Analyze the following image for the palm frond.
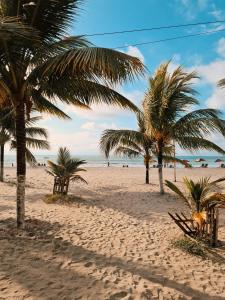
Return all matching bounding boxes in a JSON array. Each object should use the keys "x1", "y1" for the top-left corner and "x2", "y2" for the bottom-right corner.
[
  {"x1": 100, "y1": 129, "x2": 148, "y2": 157},
  {"x1": 165, "y1": 180, "x2": 191, "y2": 208},
  {"x1": 174, "y1": 109, "x2": 225, "y2": 138},
  {"x1": 25, "y1": 127, "x2": 48, "y2": 139},
  {"x1": 162, "y1": 155, "x2": 192, "y2": 167},
  {"x1": 25, "y1": 148, "x2": 37, "y2": 166},
  {"x1": 210, "y1": 177, "x2": 225, "y2": 186},
  {"x1": 38, "y1": 79, "x2": 139, "y2": 112},
  {"x1": 70, "y1": 175, "x2": 88, "y2": 184},
  {"x1": 57, "y1": 147, "x2": 71, "y2": 165},
  {"x1": 0, "y1": 17, "x2": 39, "y2": 41},
  {"x1": 114, "y1": 146, "x2": 142, "y2": 158},
  {"x1": 25, "y1": 137, "x2": 50, "y2": 150},
  {"x1": 176, "y1": 136, "x2": 225, "y2": 154},
  {"x1": 28, "y1": 47, "x2": 145, "y2": 85},
  {"x1": 31, "y1": 89, "x2": 71, "y2": 119}
]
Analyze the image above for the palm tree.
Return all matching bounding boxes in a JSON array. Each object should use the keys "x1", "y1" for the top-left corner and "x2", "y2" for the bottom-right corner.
[
  {"x1": 143, "y1": 62, "x2": 225, "y2": 194},
  {"x1": 165, "y1": 177, "x2": 225, "y2": 233},
  {"x1": 100, "y1": 112, "x2": 188, "y2": 184},
  {"x1": 0, "y1": 107, "x2": 49, "y2": 181},
  {"x1": 0, "y1": 2, "x2": 144, "y2": 228},
  {"x1": 100, "y1": 112, "x2": 154, "y2": 184},
  {"x1": 46, "y1": 147, "x2": 87, "y2": 195}
]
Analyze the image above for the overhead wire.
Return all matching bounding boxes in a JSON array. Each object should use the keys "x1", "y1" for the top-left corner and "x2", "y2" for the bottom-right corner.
[
  {"x1": 84, "y1": 20, "x2": 225, "y2": 37},
  {"x1": 113, "y1": 27, "x2": 225, "y2": 49}
]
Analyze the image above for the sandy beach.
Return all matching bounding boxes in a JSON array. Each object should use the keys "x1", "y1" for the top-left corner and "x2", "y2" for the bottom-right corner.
[{"x1": 0, "y1": 166, "x2": 225, "y2": 300}]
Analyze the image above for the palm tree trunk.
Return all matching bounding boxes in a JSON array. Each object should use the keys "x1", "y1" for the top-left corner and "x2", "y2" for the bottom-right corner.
[
  {"x1": 0, "y1": 144, "x2": 4, "y2": 182},
  {"x1": 173, "y1": 141, "x2": 177, "y2": 182},
  {"x1": 15, "y1": 102, "x2": 26, "y2": 229},
  {"x1": 158, "y1": 146, "x2": 164, "y2": 194},
  {"x1": 145, "y1": 158, "x2": 149, "y2": 184}
]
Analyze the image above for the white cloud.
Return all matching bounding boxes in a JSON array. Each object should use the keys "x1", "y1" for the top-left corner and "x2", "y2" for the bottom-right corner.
[
  {"x1": 209, "y1": 3, "x2": 224, "y2": 20},
  {"x1": 81, "y1": 121, "x2": 117, "y2": 131},
  {"x1": 176, "y1": 0, "x2": 209, "y2": 19},
  {"x1": 187, "y1": 58, "x2": 225, "y2": 109},
  {"x1": 46, "y1": 130, "x2": 99, "y2": 154},
  {"x1": 125, "y1": 46, "x2": 145, "y2": 63},
  {"x1": 44, "y1": 120, "x2": 119, "y2": 154},
  {"x1": 81, "y1": 121, "x2": 95, "y2": 130},
  {"x1": 210, "y1": 9, "x2": 223, "y2": 20},
  {"x1": 217, "y1": 38, "x2": 225, "y2": 58},
  {"x1": 206, "y1": 88, "x2": 225, "y2": 109},
  {"x1": 189, "y1": 59, "x2": 225, "y2": 85}
]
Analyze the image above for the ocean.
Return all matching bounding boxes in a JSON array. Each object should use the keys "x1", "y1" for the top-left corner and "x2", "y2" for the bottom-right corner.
[{"x1": 4, "y1": 154, "x2": 225, "y2": 168}]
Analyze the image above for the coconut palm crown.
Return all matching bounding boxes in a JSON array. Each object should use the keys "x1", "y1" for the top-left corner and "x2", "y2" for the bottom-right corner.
[
  {"x1": 0, "y1": 1, "x2": 144, "y2": 228},
  {"x1": 100, "y1": 112, "x2": 154, "y2": 184},
  {"x1": 143, "y1": 62, "x2": 225, "y2": 194}
]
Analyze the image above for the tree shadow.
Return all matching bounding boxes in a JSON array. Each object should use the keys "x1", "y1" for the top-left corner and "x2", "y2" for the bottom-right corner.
[
  {"x1": 0, "y1": 218, "x2": 225, "y2": 300},
  {"x1": 68, "y1": 187, "x2": 186, "y2": 222},
  {"x1": 0, "y1": 204, "x2": 14, "y2": 212}
]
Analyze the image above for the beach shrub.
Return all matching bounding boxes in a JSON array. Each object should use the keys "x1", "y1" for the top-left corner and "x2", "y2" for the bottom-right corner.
[
  {"x1": 171, "y1": 238, "x2": 207, "y2": 258},
  {"x1": 43, "y1": 194, "x2": 83, "y2": 204}
]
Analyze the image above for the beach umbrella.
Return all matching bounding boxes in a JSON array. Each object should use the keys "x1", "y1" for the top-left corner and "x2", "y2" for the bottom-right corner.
[
  {"x1": 215, "y1": 158, "x2": 223, "y2": 163},
  {"x1": 182, "y1": 159, "x2": 190, "y2": 163},
  {"x1": 195, "y1": 158, "x2": 206, "y2": 162}
]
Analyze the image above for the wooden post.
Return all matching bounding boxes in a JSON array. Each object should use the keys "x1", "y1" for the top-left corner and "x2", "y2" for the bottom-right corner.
[
  {"x1": 213, "y1": 208, "x2": 219, "y2": 247},
  {"x1": 209, "y1": 207, "x2": 219, "y2": 247}
]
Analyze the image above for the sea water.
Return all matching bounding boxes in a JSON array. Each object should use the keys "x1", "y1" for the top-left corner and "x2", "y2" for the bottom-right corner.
[{"x1": 4, "y1": 154, "x2": 225, "y2": 168}]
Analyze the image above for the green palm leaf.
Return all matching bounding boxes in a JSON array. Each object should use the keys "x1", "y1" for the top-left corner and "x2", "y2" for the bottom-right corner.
[
  {"x1": 114, "y1": 146, "x2": 142, "y2": 158},
  {"x1": 165, "y1": 180, "x2": 192, "y2": 208},
  {"x1": 176, "y1": 136, "x2": 225, "y2": 154}
]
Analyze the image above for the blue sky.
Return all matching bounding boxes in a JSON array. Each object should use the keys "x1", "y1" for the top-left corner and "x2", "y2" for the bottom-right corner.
[{"x1": 21, "y1": 0, "x2": 225, "y2": 155}]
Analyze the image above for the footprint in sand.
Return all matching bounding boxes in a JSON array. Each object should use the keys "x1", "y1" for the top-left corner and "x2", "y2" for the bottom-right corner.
[
  {"x1": 108, "y1": 291, "x2": 128, "y2": 300},
  {"x1": 84, "y1": 262, "x2": 93, "y2": 268}
]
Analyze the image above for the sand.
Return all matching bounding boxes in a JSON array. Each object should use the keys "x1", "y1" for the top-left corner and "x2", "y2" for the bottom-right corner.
[{"x1": 0, "y1": 166, "x2": 225, "y2": 300}]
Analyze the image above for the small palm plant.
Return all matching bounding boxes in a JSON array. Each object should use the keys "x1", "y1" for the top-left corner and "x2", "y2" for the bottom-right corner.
[
  {"x1": 165, "y1": 177, "x2": 225, "y2": 233},
  {"x1": 46, "y1": 147, "x2": 87, "y2": 195}
]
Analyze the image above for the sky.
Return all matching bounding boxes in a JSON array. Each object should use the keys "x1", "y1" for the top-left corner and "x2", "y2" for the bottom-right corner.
[{"x1": 15, "y1": 0, "x2": 225, "y2": 156}]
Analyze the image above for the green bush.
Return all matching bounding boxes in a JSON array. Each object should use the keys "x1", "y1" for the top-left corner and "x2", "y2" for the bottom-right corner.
[
  {"x1": 171, "y1": 237, "x2": 207, "y2": 258},
  {"x1": 43, "y1": 194, "x2": 83, "y2": 204}
]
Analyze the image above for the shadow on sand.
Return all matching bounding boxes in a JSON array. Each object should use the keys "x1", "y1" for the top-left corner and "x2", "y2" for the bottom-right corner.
[{"x1": 0, "y1": 218, "x2": 224, "y2": 299}]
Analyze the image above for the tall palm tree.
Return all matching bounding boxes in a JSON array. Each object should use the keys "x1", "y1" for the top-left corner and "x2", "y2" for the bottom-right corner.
[
  {"x1": 100, "y1": 112, "x2": 187, "y2": 184},
  {"x1": 0, "y1": 2, "x2": 144, "y2": 228},
  {"x1": 0, "y1": 107, "x2": 49, "y2": 181},
  {"x1": 46, "y1": 147, "x2": 87, "y2": 195},
  {"x1": 143, "y1": 62, "x2": 225, "y2": 194}
]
